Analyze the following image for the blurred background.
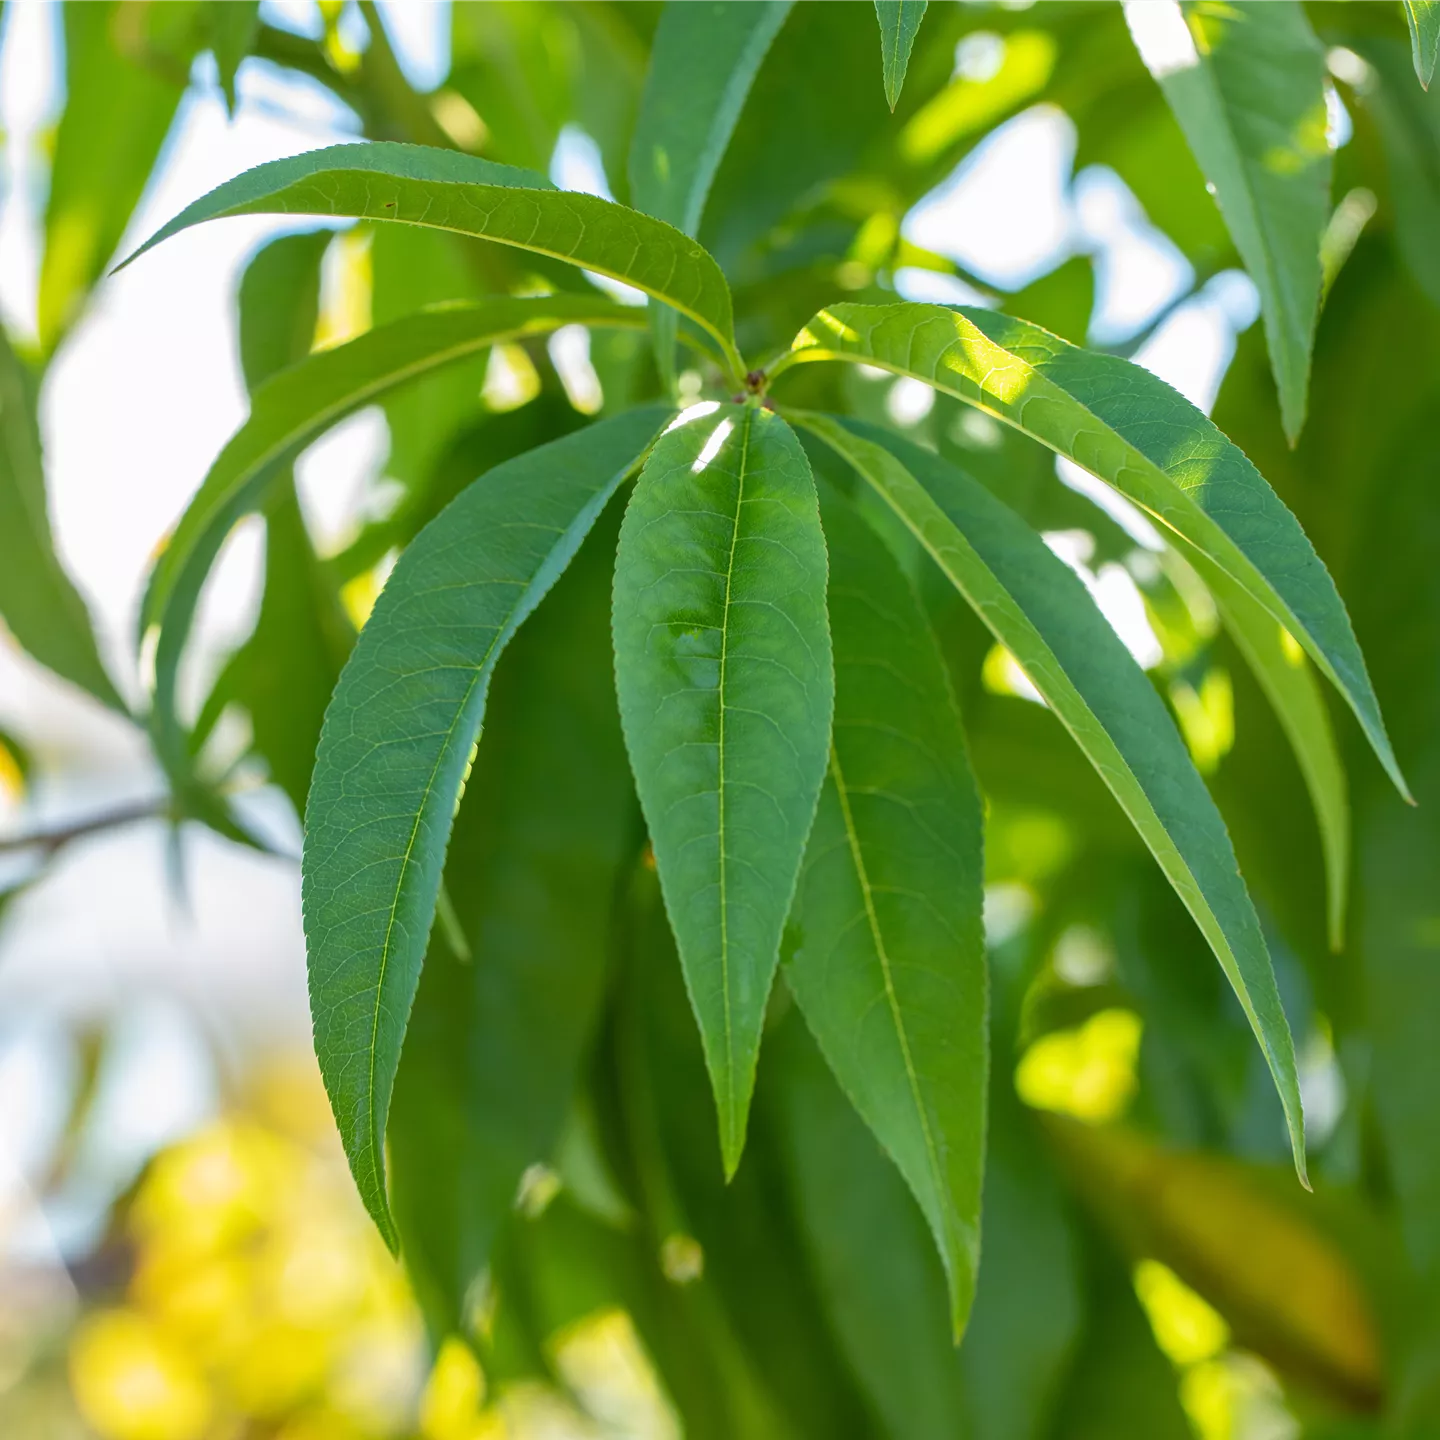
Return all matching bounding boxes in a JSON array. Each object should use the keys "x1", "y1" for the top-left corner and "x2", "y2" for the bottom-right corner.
[{"x1": 1, "y1": 1, "x2": 1433, "y2": 1437}]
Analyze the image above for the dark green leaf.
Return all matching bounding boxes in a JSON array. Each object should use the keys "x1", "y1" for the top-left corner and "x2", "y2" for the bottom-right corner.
[
  {"x1": 874, "y1": 0, "x2": 928, "y2": 110},
  {"x1": 0, "y1": 324, "x2": 123, "y2": 710},
  {"x1": 41, "y1": 1, "x2": 193, "y2": 353},
  {"x1": 302, "y1": 406, "x2": 667, "y2": 1246},
  {"x1": 785, "y1": 489, "x2": 985, "y2": 1337},
  {"x1": 776, "y1": 302, "x2": 1407, "y2": 803},
  {"x1": 118, "y1": 142, "x2": 743, "y2": 378},
  {"x1": 613, "y1": 403, "x2": 833, "y2": 1174},
  {"x1": 389, "y1": 513, "x2": 634, "y2": 1337},
  {"x1": 795, "y1": 413, "x2": 1307, "y2": 1181},
  {"x1": 1124, "y1": 0, "x2": 1330, "y2": 442},
  {"x1": 209, "y1": 0, "x2": 260, "y2": 115},
  {"x1": 1405, "y1": 0, "x2": 1440, "y2": 88}
]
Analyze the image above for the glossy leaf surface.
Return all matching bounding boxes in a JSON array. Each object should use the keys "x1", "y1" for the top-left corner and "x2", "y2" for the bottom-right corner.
[
  {"x1": 613, "y1": 403, "x2": 833, "y2": 1174},
  {"x1": 785, "y1": 489, "x2": 985, "y2": 1336},
  {"x1": 120, "y1": 142, "x2": 743, "y2": 377},
  {"x1": 0, "y1": 324, "x2": 122, "y2": 710},
  {"x1": 797, "y1": 413, "x2": 1306, "y2": 1178},
  {"x1": 1405, "y1": 0, "x2": 1440, "y2": 87},
  {"x1": 1123, "y1": 0, "x2": 1331, "y2": 441},
  {"x1": 779, "y1": 302, "x2": 1405, "y2": 802},
  {"x1": 303, "y1": 407, "x2": 666, "y2": 1245},
  {"x1": 874, "y1": 0, "x2": 928, "y2": 109}
]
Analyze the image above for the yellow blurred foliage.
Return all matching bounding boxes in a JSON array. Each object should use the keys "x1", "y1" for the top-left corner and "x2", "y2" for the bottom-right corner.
[
  {"x1": 1015, "y1": 1008, "x2": 1142, "y2": 1123},
  {"x1": 70, "y1": 1310, "x2": 213, "y2": 1440},
  {"x1": 1134, "y1": 1259, "x2": 1230, "y2": 1367}
]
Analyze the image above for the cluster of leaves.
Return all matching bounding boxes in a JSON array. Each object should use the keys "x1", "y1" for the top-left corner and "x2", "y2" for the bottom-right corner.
[{"x1": 6, "y1": 2, "x2": 1440, "y2": 1436}]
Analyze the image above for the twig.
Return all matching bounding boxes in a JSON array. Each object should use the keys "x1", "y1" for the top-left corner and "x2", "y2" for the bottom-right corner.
[{"x1": 0, "y1": 799, "x2": 168, "y2": 858}]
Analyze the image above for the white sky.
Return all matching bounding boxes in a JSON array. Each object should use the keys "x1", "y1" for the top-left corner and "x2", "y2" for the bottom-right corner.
[{"x1": 0, "y1": 2, "x2": 1264, "y2": 1254}]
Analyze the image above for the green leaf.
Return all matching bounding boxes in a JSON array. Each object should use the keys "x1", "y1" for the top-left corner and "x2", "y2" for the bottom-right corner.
[
  {"x1": 118, "y1": 141, "x2": 744, "y2": 380},
  {"x1": 302, "y1": 406, "x2": 667, "y2": 1247},
  {"x1": 41, "y1": 1, "x2": 193, "y2": 353},
  {"x1": 1192, "y1": 551, "x2": 1349, "y2": 951},
  {"x1": 142, "y1": 295, "x2": 648, "y2": 755},
  {"x1": 771, "y1": 1020, "x2": 969, "y2": 1440},
  {"x1": 389, "y1": 513, "x2": 634, "y2": 1337},
  {"x1": 784, "y1": 488, "x2": 985, "y2": 1338},
  {"x1": 1123, "y1": 0, "x2": 1330, "y2": 443},
  {"x1": 794, "y1": 412, "x2": 1307, "y2": 1182},
  {"x1": 209, "y1": 0, "x2": 260, "y2": 115},
  {"x1": 629, "y1": 0, "x2": 791, "y2": 387},
  {"x1": 1405, "y1": 0, "x2": 1440, "y2": 88},
  {"x1": 874, "y1": 0, "x2": 928, "y2": 110},
  {"x1": 776, "y1": 302, "x2": 1407, "y2": 803},
  {"x1": 0, "y1": 324, "x2": 123, "y2": 710},
  {"x1": 613, "y1": 403, "x2": 834, "y2": 1175}
]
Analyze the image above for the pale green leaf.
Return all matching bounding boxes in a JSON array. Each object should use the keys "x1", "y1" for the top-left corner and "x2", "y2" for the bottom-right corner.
[
  {"x1": 874, "y1": 0, "x2": 928, "y2": 110},
  {"x1": 776, "y1": 302, "x2": 1406, "y2": 802},
  {"x1": 795, "y1": 412, "x2": 1307, "y2": 1181},
  {"x1": 1404, "y1": 0, "x2": 1440, "y2": 88},
  {"x1": 613, "y1": 403, "x2": 833, "y2": 1175},
  {"x1": 118, "y1": 141, "x2": 743, "y2": 380},
  {"x1": 785, "y1": 488, "x2": 984, "y2": 1338},
  {"x1": 1123, "y1": 0, "x2": 1330, "y2": 442},
  {"x1": 1189, "y1": 549, "x2": 1349, "y2": 951},
  {"x1": 302, "y1": 407, "x2": 667, "y2": 1246},
  {"x1": 142, "y1": 295, "x2": 648, "y2": 761},
  {"x1": 0, "y1": 324, "x2": 123, "y2": 710}
]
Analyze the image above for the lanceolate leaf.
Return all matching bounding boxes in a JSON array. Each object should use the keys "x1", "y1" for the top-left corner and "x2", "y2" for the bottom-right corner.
[
  {"x1": 874, "y1": 0, "x2": 928, "y2": 110},
  {"x1": 0, "y1": 325, "x2": 123, "y2": 711},
  {"x1": 389, "y1": 516, "x2": 634, "y2": 1338},
  {"x1": 613, "y1": 403, "x2": 833, "y2": 1175},
  {"x1": 785, "y1": 489, "x2": 985, "y2": 1338},
  {"x1": 1123, "y1": 0, "x2": 1331, "y2": 442},
  {"x1": 142, "y1": 296, "x2": 648, "y2": 742},
  {"x1": 795, "y1": 413, "x2": 1307, "y2": 1180},
  {"x1": 119, "y1": 142, "x2": 744, "y2": 380},
  {"x1": 210, "y1": 0, "x2": 261, "y2": 115},
  {"x1": 1190, "y1": 549, "x2": 1350, "y2": 951},
  {"x1": 629, "y1": 0, "x2": 791, "y2": 386},
  {"x1": 303, "y1": 407, "x2": 667, "y2": 1246},
  {"x1": 777, "y1": 303, "x2": 1407, "y2": 803},
  {"x1": 1404, "y1": 0, "x2": 1440, "y2": 88}
]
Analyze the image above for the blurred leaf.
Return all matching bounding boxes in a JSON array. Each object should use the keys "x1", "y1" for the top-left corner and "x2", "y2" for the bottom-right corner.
[
  {"x1": 41, "y1": 1, "x2": 196, "y2": 353},
  {"x1": 772, "y1": 1018, "x2": 969, "y2": 1440},
  {"x1": 142, "y1": 295, "x2": 647, "y2": 761},
  {"x1": 796, "y1": 413, "x2": 1307, "y2": 1182},
  {"x1": 629, "y1": 0, "x2": 791, "y2": 386},
  {"x1": 208, "y1": 0, "x2": 259, "y2": 114},
  {"x1": 779, "y1": 302, "x2": 1407, "y2": 804},
  {"x1": 1045, "y1": 1117, "x2": 1382, "y2": 1411},
  {"x1": 389, "y1": 511, "x2": 634, "y2": 1338},
  {"x1": 120, "y1": 142, "x2": 745, "y2": 376},
  {"x1": 303, "y1": 407, "x2": 666, "y2": 1247},
  {"x1": 1008, "y1": 255, "x2": 1095, "y2": 347},
  {"x1": 1124, "y1": 0, "x2": 1330, "y2": 442},
  {"x1": 0, "y1": 323, "x2": 123, "y2": 710},
  {"x1": 1404, "y1": 0, "x2": 1440, "y2": 88},
  {"x1": 613, "y1": 404, "x2": 832, "y2": 1175},
  {"x1": 785, "y1": 489, "x2": 985, "y2": 1337},
  {"x1": 874, "y1": 0, "x2": 927, "y2": 110}
]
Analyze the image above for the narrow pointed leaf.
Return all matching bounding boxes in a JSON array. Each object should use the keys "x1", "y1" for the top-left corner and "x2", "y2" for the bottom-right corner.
[
  {"x1": 1189, "y1": 548, "x2": 1349, "y2": 951},
  {"x1": 1122, "y1": 0, "x2": 1331, "y2": 442},
  {"x1": 1405, "y1": 0, "x2": 1440, "y2": 87},
  {"x1": 142, "y1": 296, "x2": 647, "y2": 747},
  {"x1": 874, "y1": 0, "x2": 928, "y2": 110},
  {"x1": 778, "y1": 302, "x2": 1406, "y2": 802},
  {"x1": 629, "y1": 0, "x2": 791, "y2": 387},
  {"x1": 118, "y1": 142, "x2": 743, "y2": 378},
  {"x1": 613, "y1": 403, "x2": 833, "y2": 1175},
  {"x1": 302, "y1": 407, "x2": 667, "y2": 1246},
  {"x1": 0, "y1": 325, "x2": 123, "y2": 711},
  {"x1": 210, "y1": 0, "x2": 261, "y2": 115},
  {"x1": 796, "y1": 413, "x2": 1306, "y2": 1180},
  {"x1": 785, "y1": 489, "x2": 985, "y2": 1338},
  {"x1": 389, "y1": 519, "x2": 633, "y2": 1337}
]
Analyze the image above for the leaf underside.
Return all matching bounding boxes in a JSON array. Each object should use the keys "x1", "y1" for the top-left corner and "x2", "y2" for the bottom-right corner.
[
  {"x1": 613, "y1": 402, "x2": 834, "y2": 1176},
  {"x1": 1404, "y1": 0, "x2": 1440, "y2": 88},
  {"x1": 303, "y1": 406, "x2": 667, "y2": 1246}
]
